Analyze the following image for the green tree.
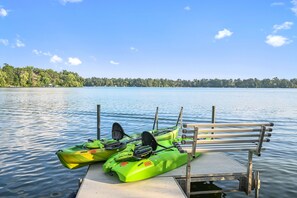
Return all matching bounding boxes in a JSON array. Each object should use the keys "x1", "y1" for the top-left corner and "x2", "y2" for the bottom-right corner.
[
  {"x1": 0, "y1": 69, "x2": 7, "y2": 87},
  {"x1": 2, "y1": 64, "x2": 15, "y2": 86},
  {"x1": 20, "y1": 71, "x2": 29, "y2": 87}
]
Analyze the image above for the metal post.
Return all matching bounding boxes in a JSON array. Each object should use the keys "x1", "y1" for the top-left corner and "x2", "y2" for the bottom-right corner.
[
  {"x1": 211, "y1": 106, "x2": 216, "y2": 139},
  {"x1": 192, "y1": 127, "x2": 199, "y2": 156},
  {"x1": 153, "y1": 107, "x2": 159, "y2": 130},
  {"x1": 211, "y1": 105, "x2": 216, "y2": 126},
  {"x1": 186, "y1": 153, "x2": 192, "y2": 197},
  {"x1": 257, "y1": 126, "x2": 266, "y2": 156},
  {"x1": 255, "y1": 171, "x2": 260, "y2": 198},
  {"x1": 176, "y1": 107, "x2": 183, "y2": 127},
  {"x1": 97, "y1": 104, "x2": 101, "y2": 140},
  {"x1": 247, "y1": 150, "x2": 253, "y2": 195}
]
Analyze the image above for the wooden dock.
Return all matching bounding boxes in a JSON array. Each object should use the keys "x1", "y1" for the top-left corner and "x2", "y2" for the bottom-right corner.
[{"x1": 76, "y1": 153, "x2": 246, "y2": 198}]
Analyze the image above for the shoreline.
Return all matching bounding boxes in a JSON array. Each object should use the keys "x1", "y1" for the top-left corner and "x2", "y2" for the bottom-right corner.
[{"x1": 0, "y1": 86, "x2": 296, "y2": 89}]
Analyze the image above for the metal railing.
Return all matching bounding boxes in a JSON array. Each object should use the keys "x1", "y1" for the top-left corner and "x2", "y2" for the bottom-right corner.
[{"x1": 181, "y1": 120, "x2": 274, "y2": 198}]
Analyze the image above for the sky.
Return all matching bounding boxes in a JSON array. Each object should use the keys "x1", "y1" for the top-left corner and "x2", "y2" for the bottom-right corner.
[{"x1": 0, "y1": 0, "x2": 297, "y2": 79}]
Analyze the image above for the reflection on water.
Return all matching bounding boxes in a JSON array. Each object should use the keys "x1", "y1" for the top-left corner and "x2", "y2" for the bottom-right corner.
[{"x1": 0, "y1": 88, "x2": 296, "y2": 197}]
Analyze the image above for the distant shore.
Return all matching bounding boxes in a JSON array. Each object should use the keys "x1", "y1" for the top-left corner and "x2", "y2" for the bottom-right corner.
[
  {"x1": 1, "y1": 64, "x2": 297, "y2": 88},
  {"x1": 1, "y1": 86, "x2": 296, "y2": 89}
]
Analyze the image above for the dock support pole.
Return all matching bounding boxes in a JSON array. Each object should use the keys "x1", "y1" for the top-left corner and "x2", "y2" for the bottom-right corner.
[
  {"x1": 255, "y1": 171, "x2": 260, "y2": 198},
  {"x1": 176, "y1": 107, "x2": 183, "y2": 127},
  {"x1": 186, "y1": 153, "x2": 192, "y2": 198},
  {"x1": 211, "y1": 105, "x2": 216, "y2": 125},
  {"x1": 247, "y1": 150, "x2": 253, "y2": 195},
  {"x1": 153, "y1": 107, "x2": 159, "y2": 130},
  {"x1": 211, "y1": 106, "x2": 216, "y2": 138},
  {"x1": 97, "y1": 104, "x2": 101, "y2": 140}
]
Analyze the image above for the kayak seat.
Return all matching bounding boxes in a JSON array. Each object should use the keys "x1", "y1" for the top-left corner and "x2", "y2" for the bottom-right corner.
[
  {"x1": 132, "y1": 131, "x2": 158, "y2": 159},
  {"x1": 133, "y1": 145, "x2": 153, "y2": 159},
  {"x1": 105, "y1": 141, "x2": 126, "y2": 150},
  {"x1": 141, "y1": 131, "x2": 158, "y2": 151},
  {"x1": 112, "y1": 122, "x2": 125, "y2": 141}
]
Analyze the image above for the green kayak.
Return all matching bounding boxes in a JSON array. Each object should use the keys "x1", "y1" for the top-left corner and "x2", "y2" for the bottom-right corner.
[
  {"x1": 103, "y1": 131, "x2": 200, "y2": 182},
  {"x1": 56, "y1": 123, "x2": 179, "y2": 169}
]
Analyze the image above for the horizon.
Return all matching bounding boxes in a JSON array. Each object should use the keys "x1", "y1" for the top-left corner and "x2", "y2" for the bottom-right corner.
[
  {"x1": 1, "y1": 0, "x2": 297, "y2": 79},
  {"x1": 3, "y1": 63, "x2": 297, "y2": 82}
]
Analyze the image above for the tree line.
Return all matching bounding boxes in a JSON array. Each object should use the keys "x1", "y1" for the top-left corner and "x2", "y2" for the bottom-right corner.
[
  {"x1": 0, "y1": 64, "x2": 84, "y2": 87},
  {"x1": 84, "y1": 77, "x2": 297, "y2": 88},
  {"x1": 1, "y1": 64, "x2": 297, "y2": 88}
]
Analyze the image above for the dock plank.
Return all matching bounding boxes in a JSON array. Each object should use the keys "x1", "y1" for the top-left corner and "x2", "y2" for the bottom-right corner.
[
  {"x1": 76, "y1": 164, "x2": 186, "y2": 198},
  {"x1": 76, "y1": 153, "x2": 246, "y2": 198},
  {"x1": 160, "y1": 152, "x2": 247, "y2": 177}
]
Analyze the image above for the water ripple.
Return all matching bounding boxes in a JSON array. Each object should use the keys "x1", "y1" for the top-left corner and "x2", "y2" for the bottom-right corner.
[{"x1": 1, "y1": 88, "x2": 297, "y2": 197}]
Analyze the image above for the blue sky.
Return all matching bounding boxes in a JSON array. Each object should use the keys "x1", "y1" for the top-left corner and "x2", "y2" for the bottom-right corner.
[{"x1": 0, "y1": 0, "x2": 297, "y2": 79}]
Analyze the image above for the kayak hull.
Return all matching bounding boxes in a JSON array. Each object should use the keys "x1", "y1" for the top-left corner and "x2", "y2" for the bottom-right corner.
[
  {"x1": 103, "y1": 139, "x2": 200, "y2": 182},
  {"x1": 56, "y1": 126, "x2": 179, "y2": 169},
  {"x1": 56, "y1": 146, "x2": 121, "y2": 169}
]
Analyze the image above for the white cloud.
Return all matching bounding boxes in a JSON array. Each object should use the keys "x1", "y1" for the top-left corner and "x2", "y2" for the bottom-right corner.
[
  {"x1": 15, "y1": 39, "x2": 25, "y2": 47},
  {"x1": 271, "y1": 2, "x2": 285, "y2": 6},
  {"x1": 214, "y1": 29, "x2": 233, "y2": 40},
  {"x1": 68, "y1": 57, "x2": 82, "y2": 65},
  {"x1": 50, "y1": 55, "x2": 63, "y2": 63},
  {"x1": 32, "y1": 49, "x2": 40, "y2": 55},
  {"x1": 184, "y1": 6, "x2": 191, "y2": 11},
  {"x1": 265, "y1": 35, "x2": 291, "y2": 47},
  {"x1": 273, "y1": 21, "x2": 294, "y2": 33},
  {"x1": 33, "y1": 49, "x2": 52, "y2": 56},
  {"x1": 43, "y1": 52, "x2": 52, "y2": 56},
  {"x1": 110, "y1": 60, "x2": 119, "y2": 65},
  {"x1": 292, "y1": 0, "x2": 297, "y2": 15},
  {"x1": 130, "y1": 47, "x2": 139, "y2": 52},
  {"x1": 0, "y1": 8, "x2": 8, "y2": 17},
  {"x1": 61, "y1": 0, "x2": 83, "y2": 5},
  {"x1": 0, "y1": 39, "x2": 9, "y2": 46}
]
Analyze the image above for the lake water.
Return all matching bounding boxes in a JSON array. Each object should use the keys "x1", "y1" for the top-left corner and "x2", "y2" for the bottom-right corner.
[{"x1": 0, "y1": 87, "x2": 296, "y2": 198}]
